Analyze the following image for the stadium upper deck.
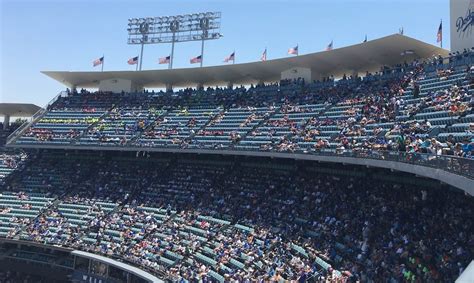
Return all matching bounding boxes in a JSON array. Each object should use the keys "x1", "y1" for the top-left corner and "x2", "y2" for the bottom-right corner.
[
  {"x1": 42, "y1": 34, "x2": 448, "y2": 91},
  {"x1": 6, "y1": 48, "x2": 474, "y2": 195}
]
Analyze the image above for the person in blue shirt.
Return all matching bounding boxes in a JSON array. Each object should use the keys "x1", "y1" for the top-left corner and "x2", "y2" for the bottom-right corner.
[{"x1": 461, "y1": 138, "x2": 473, "y2": 157}]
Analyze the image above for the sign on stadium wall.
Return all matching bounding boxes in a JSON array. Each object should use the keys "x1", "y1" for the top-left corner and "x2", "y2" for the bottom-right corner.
[{"x1": 450, "y1": 0, "x2": 474, "y2": 52}]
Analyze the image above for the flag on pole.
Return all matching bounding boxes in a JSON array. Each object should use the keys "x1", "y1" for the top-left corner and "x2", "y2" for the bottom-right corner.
[
  {"x1": 363, "y1": 35, "x2": 367, "y2": 43},
  {"x1": 224, "y1": 52, "x2": 235, "y2": 63},
  {"x1": 190, "y1": 55, "x2": 202, "y2": 64},
  {"x1": 399, "y1": 27, "x2": 404, "y2": 35},
  {"x1": 436, "y1": 21, "x2": 443, "y2": 43},
  {"x1": 326, "y1": 41, "x2": 333, "y2": 51},
  {"x1": 261, "y1": 49, "x2": 267, "y2": 61},
  {"x1": 159, "y1": 56, "x2": 171, "y2": 64},
  {"x1": 93, "y1": 56, "x2": 104, "y2": 67},
  {"x1": 128, "y1": 56, "x2": 139, "y2": 65},
  {"x1": 288, "y1": 45, "x2": 298, "y2": 55}
]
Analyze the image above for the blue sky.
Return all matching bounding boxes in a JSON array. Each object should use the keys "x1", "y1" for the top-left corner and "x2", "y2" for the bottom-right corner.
[{"x1": 1, "y1": 0, "x2": 449, "y2": 106}]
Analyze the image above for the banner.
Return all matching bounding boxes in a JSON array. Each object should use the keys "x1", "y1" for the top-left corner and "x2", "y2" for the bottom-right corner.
[{"x1": 450, "y1": 0, "x2": 474, "y2": 52}]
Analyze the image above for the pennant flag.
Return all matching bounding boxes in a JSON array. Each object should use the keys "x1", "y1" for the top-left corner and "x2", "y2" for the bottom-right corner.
[
  {"x1": 288, "y1": 45, "x2": 298, "y2": 55},
  {"x1": 436, "y1": 21, "x2": 442, "y2": 43},
  {"x1": 363, "y1": 35, "x2": 367, "y2": 43},
  {"x1": 93, "y1": 56, "x2": 104, "y2": 67},
  {"x1": 326, "y1": 41, "x2": 333, "y2": 51},
  {"x1": 224, "y1": 52, "x2": 235, "y2": 63},
  {"x1": 400, "y1": 50, "x2": 415, "y2": 56},
  {"x1": 159, "y1": 56, "x2": 171, "y2": 64},
  {"x1": 261, "y1": 49, "x2": 267, "y2": 61},
  {"x1": 190, "y1": 55, "x2": 202, "y2": 64},
  {"x1": 128, "y1": 56, "x2": 139, "y2": 65},
  {"x1": 399, "y1": 27, "x2": 404, "y2": 35}
]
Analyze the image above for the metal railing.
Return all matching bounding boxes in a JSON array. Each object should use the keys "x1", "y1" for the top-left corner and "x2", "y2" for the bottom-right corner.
[
  {"x1": 228, "y1": 146, "x2": 474, "y2": 179},
  {"x1": 6, "y1": 91, "x2": 67, "y2": 145}
]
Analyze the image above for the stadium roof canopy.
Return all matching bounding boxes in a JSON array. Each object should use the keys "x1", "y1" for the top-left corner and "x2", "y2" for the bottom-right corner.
[
  {"x1": 43, "y1": 34, "x2": 448, "y2": 89},
  {"x1": 0, "y1": 103, "x2": 41, "y2": 117}
]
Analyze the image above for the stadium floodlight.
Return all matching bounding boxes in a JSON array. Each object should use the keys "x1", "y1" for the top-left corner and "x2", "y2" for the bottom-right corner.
[{"x1": 127, "y1": 12, "x2": 222, "y2": 70}]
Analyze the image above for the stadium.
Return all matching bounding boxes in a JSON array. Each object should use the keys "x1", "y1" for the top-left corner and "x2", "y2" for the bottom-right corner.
[{"x1": 0, "y1": 0, "x2": 473, "y2": 282}]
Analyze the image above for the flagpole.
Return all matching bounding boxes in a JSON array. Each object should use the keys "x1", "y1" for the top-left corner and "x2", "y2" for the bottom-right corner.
[
  {"x1": 101, "y1": 55, "x2": 104, "y2": 72},
  {"x1": 136, "y1": 56, "x2": 139, "y2": 71},
  {"x1": 170, "y1": 32, "x2": 176, "y2": 69},
  {"x1": 440, "y1": 19, "x2": 443, "y2": 49},
  {"x1": 200, "y1": 37, "x2": 205, "y2": 68}
]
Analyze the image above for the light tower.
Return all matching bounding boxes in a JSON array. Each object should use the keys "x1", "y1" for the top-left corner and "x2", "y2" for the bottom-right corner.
[{"x1": 127, "y1": 12, "x2": 222, "y2": 70}]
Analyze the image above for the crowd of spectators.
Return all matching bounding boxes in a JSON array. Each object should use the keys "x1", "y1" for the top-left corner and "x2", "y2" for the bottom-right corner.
[
  {"x1": 0, "y1": 152, "x2": 472, "y2": 282},
  {"x1": 13, "y1": 50, "x2": 473, "y2": 160},
  {"x1": 0, "y1": 271, "x2": 50, "y2": 283},
  {"x1": 1, "y1": 47, "x2": 474, "y2": 282}
]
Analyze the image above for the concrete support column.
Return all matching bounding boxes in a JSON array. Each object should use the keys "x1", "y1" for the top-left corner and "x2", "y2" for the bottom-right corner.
[
  {"x1": 196, "y1": 83, "x2": 204, "y2": 90},
  {"x1": 3, "y1": 115, "x2": 10, "y2": 130},
  {"x1": 166, "y1": 84, "x2": 173, "y2": 92},
  {"x1": 227, "y1": 82, "x2": 233, "y2": 89}
]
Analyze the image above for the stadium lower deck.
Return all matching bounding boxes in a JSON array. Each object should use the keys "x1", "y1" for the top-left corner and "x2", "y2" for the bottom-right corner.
[{"x1": 0, "y1": 150, "x2": 472, "y2": 282}]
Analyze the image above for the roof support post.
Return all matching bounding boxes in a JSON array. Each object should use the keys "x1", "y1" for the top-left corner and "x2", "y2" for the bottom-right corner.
[{"x1": 3, "y1": 115, "x2": 10, "y2": 130}]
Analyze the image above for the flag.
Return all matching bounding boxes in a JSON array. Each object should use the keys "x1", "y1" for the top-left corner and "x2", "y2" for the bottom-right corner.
[
  {"x1": 261, "y1": 49, "x2": 267, "y2": 61},
  {"x1": 159, "y1": 56, "x2": 170, "y2": 64},
  {"x1": 363, "y1": 35, "x2": 367, "y2": 43},
  {"x1": 190, "y1": 55, "x2": 202, "y2": 64},
  {"x1": 93, "y1": 56, "x2": 104, "y2": 67},
  {"x1": 288, "y1": 45, "x2": 298, "y2": 55},
  {"x1": 224, "y1": 52, "x2": 235, "y2": 63},
  {"x1": 326, "y1": 41, "x2": 333, "y2": 51},
  {"x1": 399, "y1": 27, "x2": 404, "y2": 35},
  {"x1": 128, "y1": 56, "x2": 138, "y2": 65},
  {"x1": 436, "y1": 21, "x2": 442, "y2": 43}
]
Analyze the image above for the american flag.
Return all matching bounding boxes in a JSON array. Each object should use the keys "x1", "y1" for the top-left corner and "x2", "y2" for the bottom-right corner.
[
  {"x1": 326, "y1": 41, "x2": 333, "y2": 51},
  {"x1": 128, "y1": 56, "x2": 139, "y2": 65},
  {"x1": 93, "y1": 56, "x2": 104, "y2": 67},
  {"x1": 436, "y1": 21, "x2": 442, "y2": 43},
  {"x1": 224, "y1": 52, "x2": 235, "y2": 63},
  {"x1": 261, "y1": 49, "x2": 267, "y2": 61},
  {"x1": 159, "y1": 56, "x2": 170, "y2": 64},
  {"x1": 288, "y1": 45, "x2": 298, "y2": 55},
  {"x1": 190, "y1": 55, "x2": 202, "y2": 64}
]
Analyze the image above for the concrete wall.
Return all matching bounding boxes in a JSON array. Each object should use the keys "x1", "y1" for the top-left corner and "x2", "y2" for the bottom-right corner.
[
  {"x1": 281, "y1": 67, "x2": 311, "y2": 82},
  {"x1": 99, "y1": 78, "x2": 143, "y2": 93},
  {"x1": 450, "y1": 0, "x2": 474, "y2": 52},
  {"x1": 7, "y1": 143, "x2": 474, "y2": 197}
]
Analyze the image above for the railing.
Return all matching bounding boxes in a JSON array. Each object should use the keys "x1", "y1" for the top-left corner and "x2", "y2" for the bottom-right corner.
[
  {"x1": 233, "y1": 147, "x2": 474, "y2": 179},
  {"x1": 320, "y1": 148, "x2": 474, "y2": 179},
  {"x1": 6, "y1": 91, "x2": 67, "y2": 145},
  {"x1": 8, "y1": 136, "x2": 474, "y2": 182}
]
